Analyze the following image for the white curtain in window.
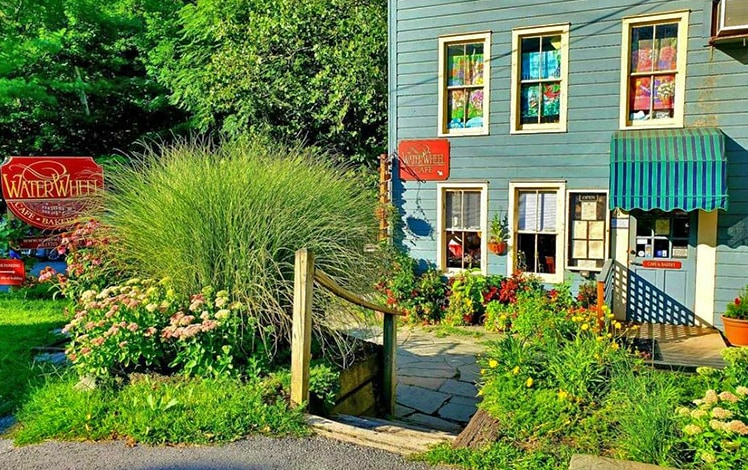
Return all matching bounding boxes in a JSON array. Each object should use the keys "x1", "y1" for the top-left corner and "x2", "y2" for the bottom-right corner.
[
  {"x1": 518, "y1": 191, "x2": 537, "y2": 231},
  {"x1": 446, "y1": 192, "x2": 457, "y2": 229},
  {"x1": 518, "y1": 190, "x2": 556, "y2": 232},
  {"x1": 539, "y1": 191, "x2": 557, "y2": 231},
  {"x1": 463, "y1": 191, "x2": 481, "y2": 229}
]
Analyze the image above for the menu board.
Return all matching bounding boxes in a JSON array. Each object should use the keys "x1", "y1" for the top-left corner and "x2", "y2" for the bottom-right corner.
[{"x1": 568, "y1": 193, "x2": 608, "y2": 270}]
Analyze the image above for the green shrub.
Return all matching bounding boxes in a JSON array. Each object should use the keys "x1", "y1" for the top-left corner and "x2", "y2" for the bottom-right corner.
[
  {"x1": 14, "y1": 373, "x2": 308, "y2": 445},
  {"x1": 63, "y1": 279, "x2": 244, "y2": 380},
  {"x1": 606, "y1": 366, "x2": 684, "y2": 466},
  {"x1": 676, "y1": 385, "x2": 748, "y2": 469},
  {"x1": 98, "y1": 135, "x2": 379, "y2": 360},
  {"x1": 443, "y1": 270, "x2": 486, "y2": 326}
]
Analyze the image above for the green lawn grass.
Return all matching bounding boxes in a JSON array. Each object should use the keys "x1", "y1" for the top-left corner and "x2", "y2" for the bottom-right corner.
[{"x1": 0, "y1": 298, "x2": 69, "y2": 416}]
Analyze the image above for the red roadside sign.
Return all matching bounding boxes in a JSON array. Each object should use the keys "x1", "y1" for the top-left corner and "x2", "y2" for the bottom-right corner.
[
  {"x1": 1, "y1": 156, "x2": 103, "y2": 229},
  {"x1": 0, "y1": 259, "x2": 25, "y2": 286},
  {"x1": 642, "y1": 260, "x2": 682, "y2": 269}
]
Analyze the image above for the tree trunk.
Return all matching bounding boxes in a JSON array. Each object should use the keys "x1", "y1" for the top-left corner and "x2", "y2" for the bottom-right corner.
[{"x1": 452, "y1": 408, "x2": 501, "y2": 449}]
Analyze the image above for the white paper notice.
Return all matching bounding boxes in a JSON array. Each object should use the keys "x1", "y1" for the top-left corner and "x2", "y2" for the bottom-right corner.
[
  {"x1": 581, "y1": 201, "x2": 597, "y2": 221},
  {"x1": 589, "y1": 240, "x2": 605, "y2": 259},
  {"x1": 588, "y1": 221, "x2": 605, "y2": 240},
  {"x1": 573, "y1": 240, "x2": 588, "y2": 259},
  {"x1": 573, "y1": 221, "x2": 588, "y2": 239}
]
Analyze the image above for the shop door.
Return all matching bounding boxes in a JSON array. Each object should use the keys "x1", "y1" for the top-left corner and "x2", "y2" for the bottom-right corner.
[{"x1": 626, "y1": 211, "x2": 698, "y2": 325}]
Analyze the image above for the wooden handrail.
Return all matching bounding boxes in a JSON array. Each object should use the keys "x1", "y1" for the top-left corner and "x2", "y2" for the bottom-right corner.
[
  {"x1": 291, "y1": 248, "x2": 400, "y2": 417},
  {"x1": 313, "y1": 268, "x2": 405, "y2": 317}
]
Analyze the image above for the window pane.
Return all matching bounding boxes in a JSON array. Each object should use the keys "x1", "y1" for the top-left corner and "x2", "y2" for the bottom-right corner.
[
  {"x1": 631, "y1": 26, "x2": 654, "y2": 73},
  {"x1": 652, "y1": 75, "x2": 675, "y2": 119},
  {"x1": 537, "y1": 234, "x2": 557, "y2": 273},
  {"x1": 541, "y1": 83, "x2": 561, "y2": 123},
  {"x1": 541, "y1": 35, "x2": 562, "y2": 79},
  {"x1": 447, "y1": 90, "x2": 467, "y2": 128},
  {"x1": 520, "y1": 84, "x2": 541, "y2": 124},
  {"x1": 447, "y1": 45, "x2": 466, "y2": 86},
  {"x1": 466, "y1": 90, "x2": 484, "y2": 128},
  {"x1": 629, "y1": 76, "x2": 652, "y2": 120},
  {"x1": 463, "y1": 191, "x2": 481, "y2": 229},
  {"x1": 672, "y1": 216, "x2": 689, "y2": 238},
  {"x1": 446, "y1": 191, "x2": 459, "y2": 228},
  {"x1": 517, "y1": 233, "x2": 536, "y2": 272},
  {"x1": 655, "y1": 23, "x2": 678, "y2": 71},
  {"x1": 521, "y1": 37, "x2": 541, "y2": 80},
  {"x1": 446, "y1": 231, "x2": 481, "y2": 269},
  {"x1": 539, "y1": 191, "x2": 557, "y2": 231},
  {"x1": 518, "y1": 191, "x2": 537, "y2": 231},
  {"x1": 465, "y1": 43, "x2": 484, "y2": 85}
]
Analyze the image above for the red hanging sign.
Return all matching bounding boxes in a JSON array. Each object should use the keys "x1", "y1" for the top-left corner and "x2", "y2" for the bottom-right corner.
[
  {"x1": 642, "y1": 260, "x2": 682, "y2": 269},
  {"x1": 1, "y1": 157, "x2": 104, "y2": 229},
  {"x1": 398, "y1": 139, "x2": 450, "y2": 181},
  {"x1": 0, "y1": 259, "x2": 25, "y2": 286}
]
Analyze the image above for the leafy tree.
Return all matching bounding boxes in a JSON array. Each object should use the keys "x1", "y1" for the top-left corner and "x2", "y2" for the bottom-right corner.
[
  {"x1": 0, "y1": 0, "x2": 187, "y2": 157},
  {"x1": 149, "y1": 0, "x2": 387, "y2": 166}
]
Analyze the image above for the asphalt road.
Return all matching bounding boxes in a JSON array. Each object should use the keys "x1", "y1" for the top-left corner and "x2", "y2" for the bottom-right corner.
[{"x1": 0, "y1": 436, "x2": 449, "y2": 470}]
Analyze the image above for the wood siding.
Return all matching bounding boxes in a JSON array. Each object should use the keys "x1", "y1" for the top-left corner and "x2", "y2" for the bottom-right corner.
[{"x1": 389, "y1": 0, "x2": 748, "y2": 325}]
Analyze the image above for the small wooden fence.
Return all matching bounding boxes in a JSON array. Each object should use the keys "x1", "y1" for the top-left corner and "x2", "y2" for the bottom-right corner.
[{"x1": 290, "y1": 248, "x2": 404, "y2": 416}]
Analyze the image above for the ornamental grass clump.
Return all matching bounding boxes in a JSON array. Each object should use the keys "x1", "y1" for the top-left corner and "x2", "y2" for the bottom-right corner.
[{"x1": 99, "y1": 135, "x2": 379, "y2": 360}]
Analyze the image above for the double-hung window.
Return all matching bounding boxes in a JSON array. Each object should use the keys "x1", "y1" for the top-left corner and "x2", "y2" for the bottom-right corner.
[
  {"x1": 509, "y1": 182, "x2": 565, "y2": 282},
  {"x1": 437, "y1": 183, "x2": 487, "y2": 273},
  {"x1": 510, "y1": 24, "x2": 570, "y2": 133},
  {"x1": 438, "y1": 32, "x2": 491, "y2": 136},
  {"x1": 620, "y1": 11, "x2": 689, "y2": 128}
]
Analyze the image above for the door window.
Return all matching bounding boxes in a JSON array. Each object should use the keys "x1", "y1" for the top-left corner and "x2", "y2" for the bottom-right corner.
[{"x1": 634, "y1": 210, "x2": 690, "y2": 259}]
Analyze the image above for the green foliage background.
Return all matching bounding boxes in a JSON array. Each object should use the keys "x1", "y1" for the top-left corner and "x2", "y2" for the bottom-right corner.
[
  {"x1": 148, "y1": 0, "x2": 388, "y2": 167},
  {"x1": 0, "y1": 0, "x2": 188, "y2": 157}
]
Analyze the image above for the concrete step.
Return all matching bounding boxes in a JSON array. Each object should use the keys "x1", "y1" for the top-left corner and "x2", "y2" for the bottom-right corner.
[{"x1": 306, "y1": 414, "x2": 456, "y2": 456}]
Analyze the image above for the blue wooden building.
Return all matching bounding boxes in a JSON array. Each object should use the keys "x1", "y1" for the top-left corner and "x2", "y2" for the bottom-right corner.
[{"x1": 388, "y1": 0, "x2": 748, "y2": 329}]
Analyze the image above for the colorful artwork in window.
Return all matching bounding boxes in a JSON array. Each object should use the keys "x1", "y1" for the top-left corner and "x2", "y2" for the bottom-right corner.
[
  {"x1": 630, "y1": 76, "x2": 652, "y2": 112},
  {"x1": 653, "y1": 75, "x2": 675, "y2": 110},
  {"x1": 448, "y1": 90, "x2": 466, "y2": 128},
  {"x1": 541, "y1": 83, "x2": 560, "y2": 122},
  {"x1": 448, "y1": 47, "x2": 484, "y2": 86},
  {"x1": 520, "y1": 84, "x2": 540, "y2": 121},
  {"x1": 466, "y1": 90, "x2": 484, "y2": 128}
]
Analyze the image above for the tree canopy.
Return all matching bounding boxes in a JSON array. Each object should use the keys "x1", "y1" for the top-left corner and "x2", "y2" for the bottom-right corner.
[
  {"x1": 0, "y1": 0, "x2": 187, "y2": 157},
  {"x1": 149, "y1": 0, "x2": 388, "y2": 166}
]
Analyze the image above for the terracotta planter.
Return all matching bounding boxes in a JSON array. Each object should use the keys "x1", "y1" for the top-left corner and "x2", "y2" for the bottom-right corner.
[
  {"x1": 488, "y1": 241, "x2": 507, "y2": 256},
  {"x1": 722, "y1": 315, "x2": 748, "y2": 347}
]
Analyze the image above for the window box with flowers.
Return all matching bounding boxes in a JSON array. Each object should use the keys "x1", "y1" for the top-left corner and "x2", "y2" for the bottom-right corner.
[
  {"x1": 723, "y1": 286, "x2": 748, "y2": 347},
  {"x1": 487, "y1": 212, "x2": 509, "y2": 255}
]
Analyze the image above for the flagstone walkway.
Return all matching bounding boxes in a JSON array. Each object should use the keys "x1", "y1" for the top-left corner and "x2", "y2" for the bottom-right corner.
[{"x1": 391, "y1": 327, "x2": 497, "y2": 433}]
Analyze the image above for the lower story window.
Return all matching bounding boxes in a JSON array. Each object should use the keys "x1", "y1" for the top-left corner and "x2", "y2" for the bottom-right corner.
[
  {"x1": 634, "y1": 210, "x2": 690, "y2": 259},
  {"x1": 445, "y1": 189, "x2": 482, "y2": 269},
  {"x1": 510, "y1": 182, "x2": 565, "y2": 282}
]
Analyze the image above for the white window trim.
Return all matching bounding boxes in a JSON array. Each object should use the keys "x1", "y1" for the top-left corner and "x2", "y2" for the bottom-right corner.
[
  {"x1": 619, "y1": 10, "x2": 690, "y2": 130},
  {"x1": 437, "y1": 32, "x2": 492, "y2": 137},
  {"x1": 564, "y1": 189, "x2": 610, "y2": 272},
  {"x1": 508, "y1": 181, "x2": 566, "y2": 283},
  {"x1": 436, "y1": 182, "x2": 489, "y2": 275},
  {"x1": 510, "y1": 23, "x2": 570, "y2": 134}
]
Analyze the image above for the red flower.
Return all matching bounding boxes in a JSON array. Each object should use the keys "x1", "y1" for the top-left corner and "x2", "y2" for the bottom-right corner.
[{"x1": 736, "y1": 297, "x2": 741, "y2": 306}]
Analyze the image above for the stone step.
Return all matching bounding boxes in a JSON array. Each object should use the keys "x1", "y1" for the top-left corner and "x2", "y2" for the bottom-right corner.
[
  {"x1": 569, "y1": 454, "x2": 674, "y2": 470},
  {"x1": 306, "y1": 414, "x2": 456, "y2": 456}
]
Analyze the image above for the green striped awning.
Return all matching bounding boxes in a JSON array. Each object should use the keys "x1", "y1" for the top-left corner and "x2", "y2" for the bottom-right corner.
[{"x1": 610, "y1": 128, "x2": 728, "y2": 212}]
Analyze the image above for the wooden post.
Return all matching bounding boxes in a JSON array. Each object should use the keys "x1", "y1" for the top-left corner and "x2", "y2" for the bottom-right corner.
[
  {"x1": 291, "y1": 248, "x2": 315, "y2": 407},
  {"x1": 596, "y1": 279, "x2": 606, "y2": 330},
  {"x1": 378, "y1": 153, "x2": 390, "y2": 241},
  {"x1": 382, "y1": 312, "x2": 397, "y2": 417}
]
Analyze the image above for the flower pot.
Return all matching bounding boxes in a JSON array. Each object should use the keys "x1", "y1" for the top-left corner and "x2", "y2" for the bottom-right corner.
[
  {"x1": 488, "y1": 241, "x2": 507, "y2": 256},
  {"x1": 722, "y1": 315, "x2": 748, "y2": 347}
]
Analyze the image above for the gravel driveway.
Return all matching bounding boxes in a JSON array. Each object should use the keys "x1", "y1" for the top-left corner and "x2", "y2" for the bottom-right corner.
[{"x1": 0, "y1": 436, "x2": 450, "y2": 470}]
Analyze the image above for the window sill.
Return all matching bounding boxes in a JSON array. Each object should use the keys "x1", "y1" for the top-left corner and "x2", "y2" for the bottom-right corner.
[
  {"x1": 620, "y1": 120, "x2": 683, "y2": 131},
  {"x1": 510, "y1": 126, "x2": 567, "y2": 135},
  {"x1": 438, "y1": 128, "x2": 490, "y2": 138}
]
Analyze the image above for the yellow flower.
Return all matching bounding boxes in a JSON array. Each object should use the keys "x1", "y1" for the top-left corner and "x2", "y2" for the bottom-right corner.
[
  {"x1": 581, "y1": 323, "x2": 590, "y2": 331},
  {"x1": 614, "y1": 321, "x2": 622, "y2": 329},
  {"x1": 558, "y1": 390, "x2": 568, "y2": 400},
  {"x1": 512, "y1": 366, "x2": 520, "y2": 375},
  {"x1": 488, "y1": 359, "x2": 498, "y2": 369},
  {"x1": 606, "y1": 313, "x2": 614, "y2": 319},
  {"x1": 477, "y1": 389, "x2": 484, "y2": 396},
  {"x1": 480, "y1": 369, "x2": 486, "y2": 375},
  {"x1": 606, "y1": 333, "x2": 613, "y2": 338},
  {"x1": 610, "y1": 342, "x2": 620, "y2": 350},
  {"x1": 526, "y1": 377, "x2": 534, "y2": 388},
  {"x1": 499, "y1": 314, "x2": 507, "y2": 321}
]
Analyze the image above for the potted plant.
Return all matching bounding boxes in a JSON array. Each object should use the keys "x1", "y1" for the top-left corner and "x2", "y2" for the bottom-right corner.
[
  {"x1": 487, "y1": 212, "x2": 509, "y2": 256},
  {"x1": 722, "y1": 286, "x2": 748, "y2": 346}
]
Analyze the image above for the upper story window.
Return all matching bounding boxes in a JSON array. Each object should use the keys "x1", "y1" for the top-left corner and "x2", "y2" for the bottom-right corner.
[
  {"x1": 620, "y1": 11, "x2": 689, "y2": 129},
  {"x1": 438, "y1": 32, "x2": 491, "y2": 137},
  {"x1": 510, "y1": 24, "x2": 570, "y2": 134}
]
